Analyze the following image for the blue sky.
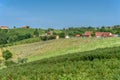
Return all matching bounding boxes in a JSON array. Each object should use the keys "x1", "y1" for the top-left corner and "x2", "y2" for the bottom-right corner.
[{"x1": 0, "y1": 0, "x2": 120, "y2": 29}]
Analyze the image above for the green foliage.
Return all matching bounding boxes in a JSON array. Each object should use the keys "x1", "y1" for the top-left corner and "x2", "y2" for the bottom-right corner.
[
  {"x1": 18, "y1": 57, "x2": 28, "y2": 64},
  {"x1": 33, "y1": 29, "x2": 39, "y2": 37},
  {"x1": 0, "y1": 25, "x2": 120, "y2": 45},
  {"x1": 6, "y1": 37, "x2": 41, "y2": 46},
  {"x1": 40, "y1": 36, "x2": 48, "y2": 41},
  {"x1": 0, "y1": 46, "x2": 120, "y2": 79},
  {"x1": 4, "y1": 60, "x2": 16, "y2": 67},
  {"x1": 0, "y1": 28, "x2": 45, "y2": 45},
  {"x1": 58, "y1": 32, "x2": 65, "y2": 38},
  {"x1": 0, "y1": 59, "x2": 2, "y2": 64},
  {"x1": 61, "y1": 25, "x2": 120, "y2": 37},
  {"x1": 2, "y1": 50, "x2": 13, "y2": 60},
  {"x1": 40, "y1": 35, "x2": 56, "y2": 41}
]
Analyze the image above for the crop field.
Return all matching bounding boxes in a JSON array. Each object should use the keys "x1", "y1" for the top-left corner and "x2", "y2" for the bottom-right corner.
[
  {"x1": 6, "y1": 37, "x2": 120, "y2": 62},
  {"x1": 0, "y1": 46, "x2": 120, "y2": 80}
]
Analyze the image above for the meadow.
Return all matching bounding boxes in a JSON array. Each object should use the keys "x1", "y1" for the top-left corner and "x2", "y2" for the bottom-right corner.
[
  {"x1": 7, "y1": 37, "x2": 120, "y2": 62},
  {"x1": 0, "y1": 46, "x2": 120, "y2": 80}
]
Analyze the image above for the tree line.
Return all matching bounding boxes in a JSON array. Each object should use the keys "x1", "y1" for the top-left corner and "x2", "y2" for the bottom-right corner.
[{"x1": 0, "y1": 25, "x2": 120, "y2": 45}]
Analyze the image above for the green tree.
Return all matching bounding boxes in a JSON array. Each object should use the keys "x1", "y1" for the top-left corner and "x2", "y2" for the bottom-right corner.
[
  {"x1": 2, "y1": 50, "x2": 13, "y2": 60},
  {"x1": 33, "y1": 29, "x2": 39, "y2": 37}
]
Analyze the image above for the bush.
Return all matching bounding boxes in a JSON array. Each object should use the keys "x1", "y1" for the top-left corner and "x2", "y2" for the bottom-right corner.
[
  {"x1": 0, "y1": 59, "x2": 2, "y2": 64},
  {"x1": 2, "y1": 50, "x2": 13, "y2": 60},
  {"x1": 4, "y1": 60, "x2": 16, "y2": 67},
  {"x1": 58, "y1": 32, "x2": 65, "y2": 38},
  {"x1": 40, "y1": 35, "x2": 56, "y2": 41},
  {"x1": 47, "y1": 35, "x2": 56, "y2": 40},
  {"x1": 40, "y1": 36, "x2": 48, "y2": 41}
]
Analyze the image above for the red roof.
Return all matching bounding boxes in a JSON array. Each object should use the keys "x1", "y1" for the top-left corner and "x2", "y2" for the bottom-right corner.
[
  {"x1": 96, "y1": 32, "x2": 103, "y2": 36},
  {"x1": 96, "y1": 32, "x2": 113, "y2": 37},
  {"x1": 83, "y1": 31, "x2": 92, "y2": 36}
]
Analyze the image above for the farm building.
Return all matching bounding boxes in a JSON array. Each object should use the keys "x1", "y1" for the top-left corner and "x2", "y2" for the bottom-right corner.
[
  {"x1": 0, "y1": 26, "x2": 9, "y2": 29},
  {"x1": 22, "y1": 26, "x2": 30, "y2": 28},
  {"x1": 95, "y1": 32, "x2": 113, "y2": 38},
  {"x1": 83, "y1": 31, "x2": 92, "y2": 37}
]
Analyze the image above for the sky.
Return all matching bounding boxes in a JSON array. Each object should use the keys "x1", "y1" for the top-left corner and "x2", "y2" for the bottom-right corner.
[{"x1": 0, "y1": 0, "x2": 120, "y2": 29}]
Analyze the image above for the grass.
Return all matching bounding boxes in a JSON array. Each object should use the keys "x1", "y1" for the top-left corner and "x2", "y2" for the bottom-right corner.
[
  {"x1": 0, "y1": 46, "x2": 120, "y2": 80},
  {"x1": 6, "y1": 37, "x2": 120, "y2": 62}
]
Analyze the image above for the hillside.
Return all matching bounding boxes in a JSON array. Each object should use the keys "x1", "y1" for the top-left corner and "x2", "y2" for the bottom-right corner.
[
  {"x1": 0, "y1": 46, "x2": 120, "y2": 80},
  {"x1": 10, "y1": 28, "x2": 45, "y2": 35},
  {"x1": 7, "y1": 37, "x2": 120, "y2": 62},
  {"x1": 0, "y1": 28, "x2": 45, "y2": 46}
]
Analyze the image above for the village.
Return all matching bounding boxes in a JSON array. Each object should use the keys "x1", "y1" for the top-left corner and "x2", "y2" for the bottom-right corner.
[
  {"x1": 0, "y1": 25, "x2": 119, "y2": 41},
  {"x1": 50, "y1": 31, "x2": 117, "y2": 40}
]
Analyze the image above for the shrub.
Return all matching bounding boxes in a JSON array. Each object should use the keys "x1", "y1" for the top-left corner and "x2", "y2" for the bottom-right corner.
[
  {"x1": 2, "y1": 50, "x2": 13, "y2": 60},
  {"x1": 47, "y1": 35, "x2": 56, "y2": 40},
  {"x1": 58, "y1": 32, "x2": 65, "y2": 38},
  {"x1": 4, "y1": 60, "x2": 16, "y2": 67},
  {"x1": 0, "y1": 59, "x2": 2, "y2": 64},
  {"x1": 40, "y1": 36, "x2": 48, "y2": 41},
  {"x1": 40, "y1": 35, "x2": 56, "y2": 41}
]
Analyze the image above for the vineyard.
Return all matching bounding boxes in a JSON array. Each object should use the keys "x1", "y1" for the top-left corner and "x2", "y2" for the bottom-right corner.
[
  {"x1": 0, "y1": 46, "x2": 120, "y2": 79},
  {"x1": 0, "y1": 37, "x2": 119, "y2": 79},
  {"x1": 7, "y1": 37, "x2": 120, "y2": 62}
]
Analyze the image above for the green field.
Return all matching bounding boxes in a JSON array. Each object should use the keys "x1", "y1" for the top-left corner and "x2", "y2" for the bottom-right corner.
[
  {"x1": 0, "y1": 37, "x2": 120, "y2": 79},
  {"x1": 0, "y1": 46, "x2": 120, "y2": 80},
  {"x1": 7, "y1": 37, "x2": 120, "y2": 62}
]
